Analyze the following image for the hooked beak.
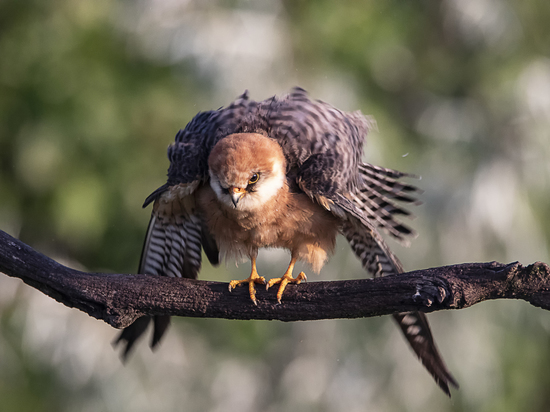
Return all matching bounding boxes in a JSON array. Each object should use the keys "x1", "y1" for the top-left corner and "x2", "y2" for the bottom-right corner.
[{"x1": 228, "y1": 186, "x2": 246, "y2": 207}]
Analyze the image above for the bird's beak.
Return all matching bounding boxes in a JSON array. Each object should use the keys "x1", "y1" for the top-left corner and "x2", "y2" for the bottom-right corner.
[{"x1": 229, "y1": 186, "x2": 246, "y2": 207}]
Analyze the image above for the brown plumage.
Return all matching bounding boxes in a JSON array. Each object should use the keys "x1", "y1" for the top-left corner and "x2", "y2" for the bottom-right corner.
[
  {"x1": 198, "y1": 133, "x2": 339, "y2": 275},
  {"x1": 113, "y1": 88, "x2": 458, "y2": 396}
]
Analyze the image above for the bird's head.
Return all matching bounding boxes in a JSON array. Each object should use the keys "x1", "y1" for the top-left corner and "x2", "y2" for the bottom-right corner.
[{"x1": 208, "y1": 133, "x2": 286, "y2": 211}]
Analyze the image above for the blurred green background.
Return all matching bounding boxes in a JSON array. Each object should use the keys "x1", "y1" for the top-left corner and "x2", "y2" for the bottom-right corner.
[{"x1": 1, "y1": 0, "x2": 550, "y2": 411}]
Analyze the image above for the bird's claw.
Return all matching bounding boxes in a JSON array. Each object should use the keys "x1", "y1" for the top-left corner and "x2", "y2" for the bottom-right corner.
[
  {"x1": 266, "y1": 271, "x2": 307, "y2": 303},
  {"x1": 228, "y1": 275, "x2": 266, "y2": 304}
]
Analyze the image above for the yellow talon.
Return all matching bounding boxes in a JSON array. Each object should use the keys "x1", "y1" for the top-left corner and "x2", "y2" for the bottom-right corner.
[
  {"x1": 266, "y1": 257, "x2": 306, "y2": 303},
  {"x1": 228, "y1": 257, "x2": 265, "y2": 304}
]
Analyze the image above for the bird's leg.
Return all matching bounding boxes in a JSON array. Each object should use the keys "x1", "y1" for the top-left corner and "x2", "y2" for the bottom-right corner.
[
  {"x1": 228, "y1": 255, "x2": 266, "y2": 305},
  {"x1": 266, "y1": 256, "x2": 307, "y2": 303}
]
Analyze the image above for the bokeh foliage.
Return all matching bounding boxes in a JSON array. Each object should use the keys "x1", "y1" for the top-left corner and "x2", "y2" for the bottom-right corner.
[{"x1": 1, "y1": 0, "x2": 550, "y2": 411}]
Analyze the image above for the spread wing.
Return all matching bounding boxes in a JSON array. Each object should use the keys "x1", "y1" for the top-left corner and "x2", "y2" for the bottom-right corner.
[
  {"x1": 342, "y1": 216, "x2": 459, "y2": 396},
  {"x1": 113, "y1": 182, "x2": 220, "y2": 359},
  {"x1": 114, "y1": 93, "x2": 259, "y2": 357},
  {"x1": 318, "y1": 165, "x2": 458, "y2": 395},
  {"x1": 139, "y1": 183, "x2": 216, "y2": 280},
  {"x1": 237, "y1": 88, "x2": 458, "y2": 395}
]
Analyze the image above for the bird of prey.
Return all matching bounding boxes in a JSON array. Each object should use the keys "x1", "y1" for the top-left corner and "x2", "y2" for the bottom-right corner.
[{"x1": 114, "y1": 87, "x2": 458, "y2": 396}]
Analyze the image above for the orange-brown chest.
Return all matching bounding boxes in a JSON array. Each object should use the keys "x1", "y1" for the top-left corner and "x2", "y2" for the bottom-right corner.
[{"x1": 196, "y1": 184, "x2": 339, "y2": 256}]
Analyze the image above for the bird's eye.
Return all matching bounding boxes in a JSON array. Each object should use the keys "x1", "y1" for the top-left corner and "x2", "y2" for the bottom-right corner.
[{"x1": 248, "y1": 173, "x2": 260, "y2": 185}]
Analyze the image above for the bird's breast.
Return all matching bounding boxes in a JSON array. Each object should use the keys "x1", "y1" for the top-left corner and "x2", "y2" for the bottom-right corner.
[{"x1": 196, "y1": 184, "x2": 339, "y2": 262}]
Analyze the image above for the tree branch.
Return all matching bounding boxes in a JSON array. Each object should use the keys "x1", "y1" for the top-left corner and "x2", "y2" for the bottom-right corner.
[{"x1": 1, "y1": 229, "x2": 549, "y2": 329}]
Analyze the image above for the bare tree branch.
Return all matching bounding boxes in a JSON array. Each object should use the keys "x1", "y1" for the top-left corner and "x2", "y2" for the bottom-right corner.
[{"x1": 1, "y1": 229, "x2": 549, "y2": 329}]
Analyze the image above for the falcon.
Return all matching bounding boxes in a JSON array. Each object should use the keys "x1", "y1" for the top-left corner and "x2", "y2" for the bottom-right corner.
[{"x1": 115, "y1": 87, "x2": 458, "y2": 395}]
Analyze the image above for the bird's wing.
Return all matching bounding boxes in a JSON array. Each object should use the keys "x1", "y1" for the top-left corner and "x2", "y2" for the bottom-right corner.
[
  {"x1": 321, "y1": 167, "x2": 458, "y2": 395},
  {"x1": 130, "y1": 89, "x2": 265, "y2": 279},
  {"x1": 139, "y1": 183, "x2": 214, "y2": 280},
  {"x1": 263, "y1": 91, "x2": 416, "y2": 243},
  {"x1": 245, "y1": 88, "x2": 458, "y2": 395},
  {"x1": 297, "y1": 172, "x2": 458, "y2": 395},
  {"x1": 296, "y1": 153, "x2": 459, "y2": 395},
  {"x1": 352, "y1": 162, "x2": 420, "y2": 244},
  {"x1": 115, "y1": 91, "x2": 259, "y2": 358},
  {"x1": 254, "y1": 87, "x2": 370, "y2": 193},
  {"x1": 342, "y1": 218, "x2": 458, "y2": 396},
  {"x1": 114, "y1": 182, "x2": 219, "y2": 359}
]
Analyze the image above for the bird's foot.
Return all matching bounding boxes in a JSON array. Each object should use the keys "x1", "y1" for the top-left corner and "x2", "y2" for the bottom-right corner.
[
  {"x1": 228, "y1": 271, "x2": 266, "y2": 305},
  {"x1": 266, "y1": 271, "x2": 307, "y2": 303}
]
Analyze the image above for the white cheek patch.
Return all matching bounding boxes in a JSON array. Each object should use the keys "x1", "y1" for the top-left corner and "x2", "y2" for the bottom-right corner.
[{"x1": 238, "y1": 160, "x2": 285, "y2": 211}]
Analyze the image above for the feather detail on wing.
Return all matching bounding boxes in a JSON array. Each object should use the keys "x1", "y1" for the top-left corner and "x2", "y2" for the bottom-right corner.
[
  {"x1": 341, "y1": 217, "x2": 403, "y2": 277},
  {"x1": 114, "y1": 183, "x2": 219, "y2": 359},
  {"x1": 140, "y1": 183, "x2": 215, "y2": 279},
  {"x1": 298, "y1": 149, "x2": 457, "y2": 396},
  {"x1": 139, "y1": 213, "x2": 202, "y2": 279},
  {"x1": 164, "y1": 87, "x2": 374, "y2": 193},
  {"x1": 341, "y1": 217, "x2": 458, "y2": 396},
  {"x1": 394, "y1": 312, "x2": 459, "y2": 396},
  {"x1": 352, "y1": 162, "x2": 422, "y2": 245}
]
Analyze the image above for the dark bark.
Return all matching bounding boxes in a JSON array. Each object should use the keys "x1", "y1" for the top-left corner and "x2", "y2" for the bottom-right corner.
[{"x1": 1, "y1": 229, "x2": 549, "y2": 329}]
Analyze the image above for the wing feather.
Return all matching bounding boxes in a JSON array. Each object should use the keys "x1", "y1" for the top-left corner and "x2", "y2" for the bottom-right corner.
[
  {"x1": 140, "y1": 212, "x2": 202, "y2": 279},
  {"x1": 341, "y1": 218, "x2": 458, "y2": 396},
  {"x1": 115, "y1": 184, "x2": 219, "y2": 359},
  {"x1": 270, "y1": 94, "x2": 457, "y2": 394}
]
